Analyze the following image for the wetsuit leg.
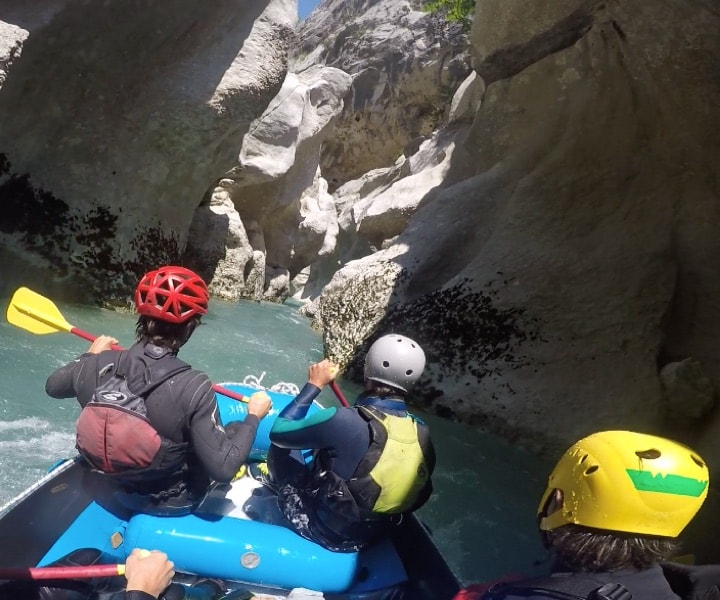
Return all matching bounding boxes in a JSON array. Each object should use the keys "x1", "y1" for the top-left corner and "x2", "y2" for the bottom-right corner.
[{"x1": 267, "y1": 445, "x2": 309, "y2": 488}]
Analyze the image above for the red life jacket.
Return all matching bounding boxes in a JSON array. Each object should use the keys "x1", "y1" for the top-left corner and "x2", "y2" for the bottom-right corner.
[{"x1": 75, "y1": 346, "x2": 191, "y2": 486}]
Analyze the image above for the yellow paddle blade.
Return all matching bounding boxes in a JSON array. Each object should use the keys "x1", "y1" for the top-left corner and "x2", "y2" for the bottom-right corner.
[{"x1": 6, "y1": 287, "x2": 74, "y2": 335}]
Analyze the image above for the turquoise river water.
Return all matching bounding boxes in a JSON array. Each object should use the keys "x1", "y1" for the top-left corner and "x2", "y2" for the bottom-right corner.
[{"x1": 0, "y1": 293, "x2": 567, "y2": 587}]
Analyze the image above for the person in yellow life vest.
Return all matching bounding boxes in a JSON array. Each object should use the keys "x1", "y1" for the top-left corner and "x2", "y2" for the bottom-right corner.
[
  {"x1": 263, "y1": 334, "x2": 436, "y2": 552},
  {"x1": 455, "y1": 431, "x2": 712, "y2": 600}
]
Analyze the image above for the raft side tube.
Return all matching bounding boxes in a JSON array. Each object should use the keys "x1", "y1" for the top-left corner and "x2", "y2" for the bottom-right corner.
[{"x1": 124, "y1": 512, "x2": 359, "y2": 592}]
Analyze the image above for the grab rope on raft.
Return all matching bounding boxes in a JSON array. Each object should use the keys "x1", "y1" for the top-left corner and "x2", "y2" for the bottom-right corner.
[{"x1": 238, "y1": 372, "x2": 300, "y2": 396}]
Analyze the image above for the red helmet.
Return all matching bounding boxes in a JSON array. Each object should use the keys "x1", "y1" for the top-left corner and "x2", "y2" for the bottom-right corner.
[{"x1": 134, "y1": 266, "x2": 209, "y2": 324}]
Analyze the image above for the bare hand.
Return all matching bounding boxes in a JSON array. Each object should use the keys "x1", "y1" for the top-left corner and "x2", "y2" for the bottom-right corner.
[
  {"x1": 125, "y1": 548, "x2": 175, "y2": 598},
  {"x1": 247, "y1": 391, "x2": 272, "y2": 419},
  {"x1": 307, "y1": 359, "x2": 338, "y2": 389},
  {"x1": 87, "y1": 335, "x2": 118, "y2": 354}
]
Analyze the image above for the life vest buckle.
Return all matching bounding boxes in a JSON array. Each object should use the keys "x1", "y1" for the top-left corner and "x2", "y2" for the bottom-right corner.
[{"x1": 588, "y1": 583, "x2": 632, "y2": 600}]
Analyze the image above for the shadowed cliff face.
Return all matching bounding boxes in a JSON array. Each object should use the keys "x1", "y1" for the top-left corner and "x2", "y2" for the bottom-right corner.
[
  {"x1": 344, "y1": 277, "x2": 545, "y2": 420},
  {"x1": 0, "y1": 0, "x2": 292, "y2": 300},
  {"x1": 0, "y1": 154, "x2": 179, "y2": 302}
]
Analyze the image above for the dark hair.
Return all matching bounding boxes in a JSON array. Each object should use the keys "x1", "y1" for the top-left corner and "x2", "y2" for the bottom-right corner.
[
  {"x1": 547, "y1": 524, "x2": 680, "y2": 571},
  {"x1": 135, "y1": 315, "x2": 201, "y2": 353},
  {"x1": 365, "y1": 380, "x2": 407, "y2": 398}
]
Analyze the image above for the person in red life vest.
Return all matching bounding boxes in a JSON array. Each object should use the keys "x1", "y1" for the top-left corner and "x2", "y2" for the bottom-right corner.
[
  {"x1": 454, "y1": 431, "x2": 712, "y2": 600},
  {"x1": 45, "y1": 265, "x2": 272, "y2": 515}
]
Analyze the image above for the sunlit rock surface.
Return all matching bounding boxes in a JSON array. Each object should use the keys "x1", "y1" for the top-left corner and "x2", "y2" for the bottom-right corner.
[
  {"x1": 313, "y1": 0, "x2": 720, "y2": 460},
  {"x1": 292, "y1": 0, "x2": 471, "y2": 190},
  {"x1": 2, "y1": 0, "x2": 720, "y2": 471}
]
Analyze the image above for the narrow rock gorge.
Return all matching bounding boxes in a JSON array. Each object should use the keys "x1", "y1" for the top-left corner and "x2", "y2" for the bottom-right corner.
[{"x1": 1, "y1": 0, "x2": 720, "y2": 472}]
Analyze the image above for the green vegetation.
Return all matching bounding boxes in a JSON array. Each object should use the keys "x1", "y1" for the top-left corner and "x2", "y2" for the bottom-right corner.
[{"x1": 423, "y1": 0, "x2": 475, "y2": 30}]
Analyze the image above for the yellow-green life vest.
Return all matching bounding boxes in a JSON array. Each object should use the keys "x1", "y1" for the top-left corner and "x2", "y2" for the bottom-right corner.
[{"x1": 349, "y1": 405, "x2": 432, "y2": 515}]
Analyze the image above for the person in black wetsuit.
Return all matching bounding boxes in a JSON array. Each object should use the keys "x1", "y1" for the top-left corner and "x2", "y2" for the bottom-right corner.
[
  {"x1": 0, "y1": 549, "x2": 173, "y2": 600},
  {"x1": 45, "y1": 265, "x2": 272, "y2": 515},
  {"x1": 453, "y1": 430, "x2": 712, "y2": 600},
  {"x1": 264, "y1": 333, "x2": 436, "y2": 552},
  {"x1": 0, "y1": 547, "x2": 236, "y2": 600}
]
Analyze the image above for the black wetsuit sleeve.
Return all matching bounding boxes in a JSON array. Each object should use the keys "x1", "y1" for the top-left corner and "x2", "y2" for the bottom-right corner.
[
  {"x1": 123, "y1": 591, "x2": 156, "y2": 600},
  {"x1": 45, "y1": 351, "x2": 119, "y2": 405},
  {"x1": 185, "y1": 376, "x2": 260, "y2": 483},
  {"x1": 44, "y1": 353, "x2": 93, "y2": 398},
  {"x1": 407, "y1": 422, "x2": 436, "y2": 512},
  {"x1": 422, "y1": 426, "x2": 437, "y2": 476}
]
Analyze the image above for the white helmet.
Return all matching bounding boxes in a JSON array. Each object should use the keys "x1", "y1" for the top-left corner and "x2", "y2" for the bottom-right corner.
[{"x1": 364, "y1": 334, "x2": 426, "y2": 393}]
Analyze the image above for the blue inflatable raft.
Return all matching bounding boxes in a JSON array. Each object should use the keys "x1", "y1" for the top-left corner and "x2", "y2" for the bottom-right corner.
[{"x1": 0, "y1": 384, "x2": 459, "y2": 599}]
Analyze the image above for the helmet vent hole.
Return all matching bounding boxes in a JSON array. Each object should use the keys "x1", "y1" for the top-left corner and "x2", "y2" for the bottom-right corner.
[
  {"x1": 580, "y1": 454, "x2": 588, "y2": 463},
  {"x1": 635, "y1": 449, "x2": 661, "y2": 460},
  {"x1": 584, "y1": 465, "x2": 598, "y2": 475},
  {"x1": 691, "y1": 454, "x2": 706, "y2": 468},
  {"x1": 405, "y1": 369, "x2": 413, "y2": 376},
  {"x1": 382, "y1": 361, "x2": 390, "y2": 368}
]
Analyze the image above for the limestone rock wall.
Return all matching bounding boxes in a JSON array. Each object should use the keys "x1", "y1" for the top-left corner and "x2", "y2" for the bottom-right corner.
[
  {"x1": 3, "y1": 0, "x2": 720, "y2": 474},
  {"x1": 190, "y1": 66, "x2": 351, "y2": 301},
  {"x1": 313, "y1": 0, "x2": 720, "y2": 462},
  {"x1": 0, "y1": 0, "x2": 293, "y2": 302},
  {"x1": 293, "y1": 0, "x2": 471, "y2": 190}
]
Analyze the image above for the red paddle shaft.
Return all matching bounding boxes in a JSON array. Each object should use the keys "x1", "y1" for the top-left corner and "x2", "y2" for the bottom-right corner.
[
  {"x1": 0, "y1": 564, "x2": 123, "y2": 580},
  {"x1": 69, "y1": 327, "x2": 247, "y2": 403},
  {"x1": 330, "y1": 381, "x2": 349, "y2": 407},
  {"x1": 71, "y1": 327, "x2": 346, "y2": 406}
]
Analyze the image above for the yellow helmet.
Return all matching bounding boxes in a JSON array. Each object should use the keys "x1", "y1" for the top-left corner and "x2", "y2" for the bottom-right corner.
[{"x1": 537, "y1": 430, "x2": 709, "y2": 538}]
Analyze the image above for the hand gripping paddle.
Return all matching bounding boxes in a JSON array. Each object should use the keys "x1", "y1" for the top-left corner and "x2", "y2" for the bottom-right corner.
[
  {"x1": 6, "y1": 287, "x2": 248, "y2": 403},
  {"x1": 7, "y1": 286, "x2": 351, "y2": 407}
]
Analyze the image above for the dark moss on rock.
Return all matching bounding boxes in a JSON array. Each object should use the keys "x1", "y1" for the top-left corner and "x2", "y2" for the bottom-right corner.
[
  {"x1": 0, "y1": 154, "x2": 180, "y2": 304},
  {"x1": 341, "y1": 276, "x2": 543, "y2": 411}
]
